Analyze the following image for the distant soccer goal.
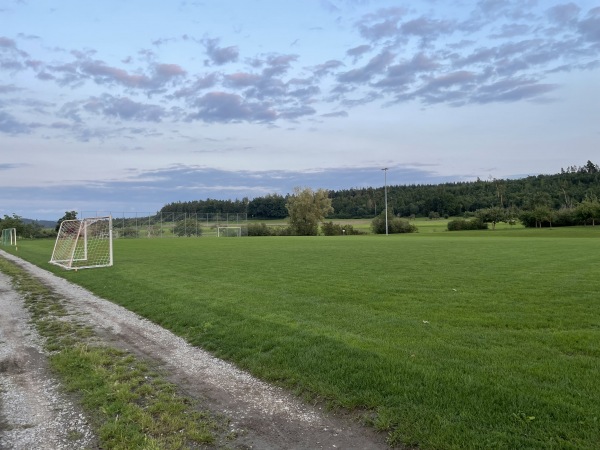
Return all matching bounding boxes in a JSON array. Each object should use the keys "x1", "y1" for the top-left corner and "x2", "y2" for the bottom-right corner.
[
  {"x1": 50, "y1": 216, "x2": 113, "y2": 270},
  {"x1": 1, "y1": 228, "x2": 17, "y2": 246},
  {"x1": 217, "y1": 226, "x2": 242, "y2": 237}
]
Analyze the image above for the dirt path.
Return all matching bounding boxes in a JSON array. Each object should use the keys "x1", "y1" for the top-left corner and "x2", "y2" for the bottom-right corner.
[
  {"x1": 0, "y1": 271, "x2": 97, "y2": 450},
  {"x1": 0, "y1": 251, "x2": 388, "y2": 449}
]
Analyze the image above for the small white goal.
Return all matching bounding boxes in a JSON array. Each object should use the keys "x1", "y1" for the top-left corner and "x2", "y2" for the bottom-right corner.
[
  {"x1": 217, "y1": 226, "x2": 242, "y2": 237},
  {"x1": 50, "y1": 216, "x2": 113, "y2": 270},
  {"x1": 1, "y1": 228, "x2": 17, "y2": 246}
]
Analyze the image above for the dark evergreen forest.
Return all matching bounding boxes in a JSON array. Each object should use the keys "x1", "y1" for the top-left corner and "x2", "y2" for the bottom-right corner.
[{"x1": 160, "y1": 161, "x2": 600, "y2": 220}]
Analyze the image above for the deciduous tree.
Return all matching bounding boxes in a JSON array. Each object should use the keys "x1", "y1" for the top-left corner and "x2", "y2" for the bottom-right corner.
[
  {"x1": 286, "y1": 187, "x2": 333, "y2": 236},
  {"x1": 56, "y1": 211, "x2": 78, "y2": 232}
]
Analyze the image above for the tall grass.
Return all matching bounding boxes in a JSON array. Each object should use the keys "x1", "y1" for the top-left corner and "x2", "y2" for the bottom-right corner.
[{"x1": 7, "y1": 228, "x2": 600, "y2": 448}]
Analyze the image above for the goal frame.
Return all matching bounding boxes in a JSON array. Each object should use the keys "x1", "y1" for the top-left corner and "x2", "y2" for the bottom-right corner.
[
  {"x1": 1, "y1": 228, "x2": 17, "y2": 246},
  {"x1": 50, "y1": 216, "x2": 113, "y2": 270},
  {"x1": 217, "y1": 226, "x2": 242, "y2": 237}
]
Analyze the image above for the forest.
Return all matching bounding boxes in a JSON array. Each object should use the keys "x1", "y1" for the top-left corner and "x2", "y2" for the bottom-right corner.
[{"x1": 160, "y1": 161, "x2": 600, "y2": 222}]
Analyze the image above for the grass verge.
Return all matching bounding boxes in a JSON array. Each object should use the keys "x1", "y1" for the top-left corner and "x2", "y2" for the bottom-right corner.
[{"x1": 0, "y1": 256, "x2": 228, "y2": 449}]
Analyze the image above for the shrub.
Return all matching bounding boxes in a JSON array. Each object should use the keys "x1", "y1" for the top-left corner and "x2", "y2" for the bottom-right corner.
[
  {"x1": 247, "y1": 223, "x2": 271, "y2": 236},
  {"x1": 371, "y1": 215, "x2": 418, "y2": 234},
  {"x1": 447, "y1": 218, "x2": 488, "y2": 231},
  {"x1": 247, "y1": 223, "x2": 292, "y2": 236}
]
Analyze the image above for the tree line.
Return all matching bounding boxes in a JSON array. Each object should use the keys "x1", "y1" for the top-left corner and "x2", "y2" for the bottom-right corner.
[
  {"x1": 160, "y1": 161, "x2": 600, "y2": 222},
  {"x1": 0, "y1": 214, "x2": 55, "y2": 239}
]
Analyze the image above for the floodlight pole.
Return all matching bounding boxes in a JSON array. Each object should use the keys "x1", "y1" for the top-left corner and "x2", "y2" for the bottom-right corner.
[{"x1": 382, "y1": 167, "x2": 389, "y2": 235}]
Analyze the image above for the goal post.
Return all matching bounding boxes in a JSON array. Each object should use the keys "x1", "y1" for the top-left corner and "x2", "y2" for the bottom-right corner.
[
  {"x1": 217, "y1": 226, "x2": 242, "y2": 237},
  {"x1": 1, "y1": 228, "x2": 17, "y2": 246},
  {"x1": 50, "y1": 216, "x2": 113, "y2": 270}
]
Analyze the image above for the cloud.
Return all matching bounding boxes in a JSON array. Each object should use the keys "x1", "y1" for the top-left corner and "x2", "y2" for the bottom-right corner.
[
  {"x1": 278, "y1": 105, "x2": 316, "y2": 119},
  {"x1": 0, "y1": 83, "x2": 22, "y2": 94},
  {"x1": 0, "y1": 163, "x2": 28, "y2": 170},
  {"x1": 0, "y1": 36, "x2": 28, "y2": 72},
  {"x1": 203, "y1": 38, "x2": 239, "y2": 65},
  {"x1": 0, "y1": 36, "x2": 28, "y2": 57},
  {"x1": 77, "y1": 59, "x2": 186, "y2": 91},
  {"x1": 375, "y1": 52, "x2": 439, "y2": 89},
  {"x1": 356, "y1": 7, "x2": 407, "y2": 41},
  {"x1": 83, "y1": 95, "x2": 166, "y2": 122},
  {"x1": 337, "y1": 49, "x2": 394, "y2": 83},
  {"x1": 0, "y1": 110, "x2": 33, "y2": 134},
  {"x1": 546, "y1": 3, "x2": 581, "y2": 25},
  {"x1": 172, "y1": 73, "x2": 219, "y2": 98},
  {"x1": 3, "y1": 1, "x2": 600, "y2": 134},
  {"x1": 473, "y1": 78, "x2": 558, "y2": 103},
  {"x1": 578, "y1": 7, "x2": 600, "y2": 43},
  {"x1": 400, "y1": 16, "x2": 456, "y2": 41},
  {"x1": 311, "y1": 59, "x2": 344, "y2": 77},
  {"x1": 489, "y1": 23, "x2": 531, "y2": 39},
  {"x1": 346, "y1": 44, "x2": 371, "y2": 62},
  {"x1": 331, "y1": 3, "x2": 600, "y2": 107},
  {"x1": 320, "y1": 110, "x2": 348, "y2": 118},
  {"x1": 188, "y1": 91, "x2": 277, "y2": 123}
]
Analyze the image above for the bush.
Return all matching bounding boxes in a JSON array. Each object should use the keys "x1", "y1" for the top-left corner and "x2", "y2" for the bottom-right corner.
[
  {"x1": 447, "y1": 218, "x2": 488, "y2": 231},
  {"x1": 247, "y1": 223, "x2": 292, "y2": 236},
  {"x1": 247, "y1": 223, "x2": 271, "y2": 236},
  {"x1": 371, "y1": 215, "x2": 418, "y2": 234}
]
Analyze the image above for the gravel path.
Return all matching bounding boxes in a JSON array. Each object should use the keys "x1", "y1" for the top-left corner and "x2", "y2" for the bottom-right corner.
[
  {"x1": 0, "y1": 271, "x2": 96, "y2": 450},
  {"x1": 0, "y1": 250, "x2": 388, "y2": 449}
]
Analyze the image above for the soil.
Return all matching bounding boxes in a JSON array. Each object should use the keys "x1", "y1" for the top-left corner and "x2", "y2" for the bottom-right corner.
[{"x1": 0, "y1": 250, "x2": 389, "y2": 449}]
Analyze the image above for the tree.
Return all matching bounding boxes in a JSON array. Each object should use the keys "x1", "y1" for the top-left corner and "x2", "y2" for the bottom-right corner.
[
  {"x1": 286, "y1": 187, "x2": 333, "y2": 236},
  {"x1": 248, "y1": 194, "x2": 288, "y2": 219},
  {"x1": 575, "y1": 196, "x2": 600, "y2": 226},
  {"x1": 476, "y1": 207, "x2": 506, "y2": 230},
  {"x1": 0, "y1": 214, "x2": 47, "y2": 239},
  {"x1": 1, "y1": 214, "x2": 26, "y2": 236},
  {"x1": 56, "y1": 211, "x2": 78, "y2": 232}
]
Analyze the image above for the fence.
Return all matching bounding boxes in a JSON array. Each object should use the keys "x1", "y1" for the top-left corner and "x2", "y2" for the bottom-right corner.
[{"x1": 79, "y1": 212, "x2": 248, "y2": 238}]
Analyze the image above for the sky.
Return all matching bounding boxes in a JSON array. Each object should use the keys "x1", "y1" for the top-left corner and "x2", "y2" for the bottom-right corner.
[{"x1": 1, "y1": 0, "x2": 599, "y2": 220}]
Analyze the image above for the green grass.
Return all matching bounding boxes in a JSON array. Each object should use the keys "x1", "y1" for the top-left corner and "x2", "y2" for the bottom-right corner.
[{"x1": 5, "y1": 227, "x2": 600, "y2": 449}]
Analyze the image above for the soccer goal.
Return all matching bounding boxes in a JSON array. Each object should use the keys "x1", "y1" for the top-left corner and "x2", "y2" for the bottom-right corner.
[
  {"x1": 1, "y1": 228, "x2": 17, "y2": 246},
  {"x1": 217, "y1": 226, "x2": 242, "y2": 237},
  {"x1": 50, "y1": 216, "x2": 113, "y2": 270}
]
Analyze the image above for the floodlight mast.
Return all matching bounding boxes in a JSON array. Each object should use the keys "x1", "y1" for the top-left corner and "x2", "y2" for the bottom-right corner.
[{"x1": 382, "y1": 167, "x2": 389, "y2": 235}]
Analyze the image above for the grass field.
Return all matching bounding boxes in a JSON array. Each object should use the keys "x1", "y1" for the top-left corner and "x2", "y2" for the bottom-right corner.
[{"x1": 4, "y1": 226, "x2": 600, "y2": 449}]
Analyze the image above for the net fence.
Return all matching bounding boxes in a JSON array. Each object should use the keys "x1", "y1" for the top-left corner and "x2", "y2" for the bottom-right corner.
[{"x1": 79, "y1": 212, "x2": 248, "y2": 239}]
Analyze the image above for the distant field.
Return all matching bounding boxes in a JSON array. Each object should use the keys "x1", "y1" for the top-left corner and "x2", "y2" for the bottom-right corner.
[{"x1": 5, "y1": 227, "x2": 600, "y2": 449}]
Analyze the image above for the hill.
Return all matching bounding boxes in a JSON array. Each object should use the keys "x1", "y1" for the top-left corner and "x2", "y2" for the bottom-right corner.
[{"x1": 23, "y1": 218, "x2": 56, "y2": 229}]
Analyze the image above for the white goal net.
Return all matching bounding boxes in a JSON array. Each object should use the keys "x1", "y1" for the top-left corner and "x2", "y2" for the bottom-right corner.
[
  {"x1": 1, "y1": 228, "x2": 17, "y2": 246},
  {"x1": 50, "y1": 216, "x2": 113, "y2": 270},
  {"x1": 217, "y1": 226, "x2": 242, "y2": 237}
]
